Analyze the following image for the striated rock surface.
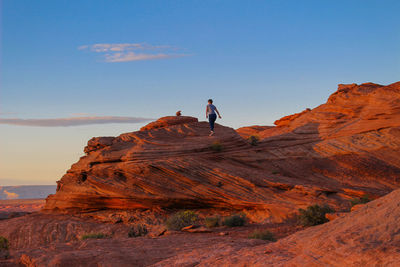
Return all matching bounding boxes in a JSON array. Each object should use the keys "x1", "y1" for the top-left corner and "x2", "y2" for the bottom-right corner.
[
  {"x1": 140, "y1": 116, "x2": 197, "y2": 131},
  {"x1": 235, "y1": 125, "x2": 273, "y2": 139},
  {"x1": 14, "y1": 231, "x2": 267, "y2": 267},
  {"x1": 7, "y1": 188, "x2": 400, "y2": 266},
  {"x1": 45, "y1": 82, "x2": 400, "y2": 222},
  {"x1": 2, "y1": 81, "x2": 400, "y2": 266},
  {"x1": 154, "y1": 187, "x2": 400, "y2": 266}
]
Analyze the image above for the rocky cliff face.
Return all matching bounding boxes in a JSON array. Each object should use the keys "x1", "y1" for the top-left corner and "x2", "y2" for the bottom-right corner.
[{"x1": 44, "y1": 82, "x2": 400, "y2": 221}]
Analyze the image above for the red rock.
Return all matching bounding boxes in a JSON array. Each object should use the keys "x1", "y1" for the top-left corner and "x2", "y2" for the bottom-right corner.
[
  {"x1": 147, "y1": 188, "x2": 400, "y2": 266},
  {"x1": 184, "y1": 226, "x2": 212, "y2": 233},
  {"x1": 273, "y1": 108, "x2": 311, "y2": 127},
  {"x1": 325, "y1": 212, "x2": 347, "y2": 221},
  {"x1": 236, "y1": 125, "x2": 273, "y2": 139},
  {"x1": 140, "y1": 116, "x2": 198, "y2": 131},
  {"x1": 351, "y1": 203, "x2": 366, "y2": 212},
  {"x1": 156, "y1": 229, "x2": 167, "y2": 237},
  {"x1": 43, "y1": 82, "x2": 400, "y2": 223},
  {"x1": 9, "y1": 229, "x2": 267, "y2": 266},
  {"x1": 84, "y1": 136, "x2": 115, "y2": 154},
  {"x1": 181, "y1": 225, "x2": 195, "y2": 231},
  {"x1": 2, "y1": 81, "x2": 400, "y2": 266}
]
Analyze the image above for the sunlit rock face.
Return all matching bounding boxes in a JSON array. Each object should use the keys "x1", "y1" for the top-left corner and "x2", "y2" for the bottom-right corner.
[
  {"x1": 45, "y1": 82, "x2": 400, "y2": 222},
  {"x1": 155, "y1": 187, "x2": 400, "y2": 266}
]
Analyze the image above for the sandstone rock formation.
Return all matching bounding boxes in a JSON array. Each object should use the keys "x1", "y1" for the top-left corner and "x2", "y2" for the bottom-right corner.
[
  {"x1": 1, "y1": 81, "x2": 400, "y2": 266},
  {"x1": 140, "y1": 116, "x2": 197, "y2": 131},
  {"x1": 45, "y1": 82, "x2": 400, "y2": 222},
  {"x1": 7, "y1": 187, "x2": 400, "y2": 266},
  {"x1": 153, "y1": 186, "x2": 400, "y2": 266},
  {"x1": 235, "y1": 125, "x2": 273, "y2": 139}
]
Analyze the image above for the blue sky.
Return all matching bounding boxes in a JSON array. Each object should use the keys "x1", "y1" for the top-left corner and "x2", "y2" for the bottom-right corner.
[{"x1": 1, "y1": 0, "x2": 399, "y2": 185}]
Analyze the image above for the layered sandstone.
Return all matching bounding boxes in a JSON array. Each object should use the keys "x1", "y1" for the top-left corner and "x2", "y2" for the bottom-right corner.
[
  {"x1": 2, "y1": 81, "x2": 400, "y2": 266},
  {"x1": 9, "y1": 187, "x2": 400, "y2": 266},
  {"x1": 44, "y1": 82, "x2": 400, "y2": 222},
  {"x1": 154, "y1": 187, "x2": 400, "y2": 266}
]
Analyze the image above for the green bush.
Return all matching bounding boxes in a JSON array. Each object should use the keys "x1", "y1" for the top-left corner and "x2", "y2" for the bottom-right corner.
[
  {"x1": 205, "y1": 216, "x2": 221, "y2": 228},
  {"x1": 128, "y1": 224, "x2": 148, "y2": 237},
  {"x1": 350, "y1": 195, "x2": 371, "y2": 207},
  {"x1": 166, "y1": 210, "x2": 199, "y2": 231},
  {"x1": 298, "y1": 204, "x2": 333, "y2": 227},
  {"x1": 222, "y1": 214, "x2": 246, "y2": 227},
  {"x1": 81, "y1": 233, "x2": 108, "y2": 240},
  {"x1": 210, "y1": 141, "x2": 223, "y2": 152},
  {"x1": 248, "y1": 135, "x2": 259, "y2": 146},
  {"x1": 248, "y1": 230, "x2": 276, "y2": 241},
  {"x1": 0, "y1": 236, "x2": 9, "y2": 250}
]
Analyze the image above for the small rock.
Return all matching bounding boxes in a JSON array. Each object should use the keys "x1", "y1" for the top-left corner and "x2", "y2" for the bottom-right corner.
[
  {"x1": 109, "y1": 215, "x2": 123, "y2": 224},
  {"x1": 325, "y1": 212, "x2": 347, "y2": 221},
  {"x1": 158, "y1": 229, "x2": 167, "y2": 236},
  {"x1": 351, "y1": 204, "x2": 366, "y2": 212},
  {"x1": 176, "y1": 110, "x2": 182, "y2": 116},
  {"x1": 219, "y1": 232, "x2": 228, "y2": 236},
  {"x1": 181, "y1": 225, "x2": 196, "y2": 231},
  {"x1": 264, "y1": 249, "x2": 273, "y2": 254},
  {"x1": 185, "y1": 226, "x2": 212, "y2": 233}
]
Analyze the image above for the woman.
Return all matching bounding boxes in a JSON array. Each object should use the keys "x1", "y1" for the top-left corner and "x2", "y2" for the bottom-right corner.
[{"x1": 206, "y1": 99, "x2": 222, "y2": 136}]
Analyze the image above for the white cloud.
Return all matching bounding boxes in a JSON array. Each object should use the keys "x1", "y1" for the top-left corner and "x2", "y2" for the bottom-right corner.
[
  {"x1": 79, "y1": 42, "x2": 188, "y2": 62},
  {"x1": 0, "y1": 116, "x2": 152, "y2": 127},
  {"x1": 105, "y1": 52, "x2": 185, "y2": 62}
]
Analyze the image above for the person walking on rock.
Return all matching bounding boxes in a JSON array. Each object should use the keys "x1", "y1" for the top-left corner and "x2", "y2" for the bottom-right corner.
[{"x1": 206, "y1": 99, "x2": 222, "y2": 136}]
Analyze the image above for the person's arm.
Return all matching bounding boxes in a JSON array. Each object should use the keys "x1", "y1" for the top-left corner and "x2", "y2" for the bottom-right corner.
[
  {"x1": 205, "y1": 106, "x2": 208, "y2": 118},
  {"x1": 215, "y1": 108, "x2": 222, "y2": 118}
]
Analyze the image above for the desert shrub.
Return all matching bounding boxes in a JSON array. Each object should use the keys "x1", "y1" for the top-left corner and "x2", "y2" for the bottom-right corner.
[
  {"x1": 0, "y1": 236, "x2": 9, "y2": 259},
  {"x1": 248, "y1": 135, "x2": 259, "y2": 146},
  {"x1": 350, "y1": 195, "x2": 371, "y2": 207},
  {"x1": 271, "y1": 170, "x2": 279, "y2": 175},
  {"x1": 210, "y1": 141, "x2": 223, "y2": 152},
  {"x1": 205, "y1": 216, "x2": 221, "y2": 228},
  {"x1": 128, "y1": 224, "x2": 148, "y2": 237},
  {"x1": 248, "y1": 230, "x2": 276, "y2": 241},
  {"x1": 298, "y1": 204, "x2": 333, "y2": 227},
  {"x1": 0, "y1": 236, "x2": 9, "y2": 250},
  {"x1": 222, "y1": 214, "x2": 246, "y2": 227},
  {"x1": 166, "y1": 210, "x2": 199, "y2": 231},
  {"x1": 81, "y1": 233, "x2": 108, "y2": 240}
]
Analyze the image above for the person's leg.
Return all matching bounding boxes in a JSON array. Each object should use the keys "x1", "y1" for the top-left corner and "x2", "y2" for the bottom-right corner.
[{"x1": 209, "y1": 114, "x2": 216, "y2": 133}]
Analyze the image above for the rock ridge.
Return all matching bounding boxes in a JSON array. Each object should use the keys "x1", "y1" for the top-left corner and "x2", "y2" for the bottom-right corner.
[{"x1": 45, "y1": 82, "x2": 400, "y2": 222}]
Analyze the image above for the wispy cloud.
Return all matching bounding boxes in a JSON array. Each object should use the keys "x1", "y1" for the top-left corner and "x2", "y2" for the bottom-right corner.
[
  {"x1": 0, "y1": 111, "x2": 18, "y2": 116},
  {"x1": 0, "y1": 116, "x2": 152, "y2": 127},
  {"x1": 79, "y1": 42, "x2": 188, "y2": 62},
  {"x1": 104, "y1": 52, "x2": 184, "y2": 62}
]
